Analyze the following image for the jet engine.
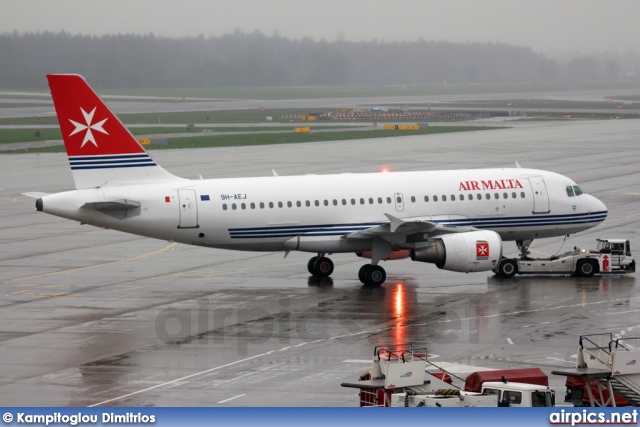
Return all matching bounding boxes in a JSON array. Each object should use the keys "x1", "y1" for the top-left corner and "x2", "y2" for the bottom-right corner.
[{"x1": 410, "y1": 230, "x2": 502, "y2": 272}]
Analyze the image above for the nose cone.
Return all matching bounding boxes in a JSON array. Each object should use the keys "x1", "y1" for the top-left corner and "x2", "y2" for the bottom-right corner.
[{"x1": 589, "y1": 195, "x2": 608, "y2": 223}]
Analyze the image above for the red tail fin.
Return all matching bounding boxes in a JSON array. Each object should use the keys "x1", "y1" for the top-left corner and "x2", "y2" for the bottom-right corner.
[{"x1": 47, "y1": 74, "x2": 182, "y2": 189}]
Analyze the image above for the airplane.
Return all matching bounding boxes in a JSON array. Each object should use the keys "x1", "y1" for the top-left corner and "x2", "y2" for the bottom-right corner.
[{"x1": 25, "y1": 74, "x2": 608, "y2": 286}]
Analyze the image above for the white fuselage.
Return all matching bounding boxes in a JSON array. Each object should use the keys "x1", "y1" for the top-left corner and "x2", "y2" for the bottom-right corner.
[{"x1": 40, "y1": 167, "x2": 608, "y2": 254}]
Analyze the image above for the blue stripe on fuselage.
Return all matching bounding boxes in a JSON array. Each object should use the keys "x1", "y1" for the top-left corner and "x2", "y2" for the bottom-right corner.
[{"x1": 227, "y1": 211, "x2": 608, "y2": 239}]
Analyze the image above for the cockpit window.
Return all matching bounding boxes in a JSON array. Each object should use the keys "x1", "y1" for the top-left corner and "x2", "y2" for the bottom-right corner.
[
  {"x1": 566, "y1": 186, "x2": 575, "y2": 197},
  {"x1": 573, "y1": 186, "x2": 584, "y2": 196}
]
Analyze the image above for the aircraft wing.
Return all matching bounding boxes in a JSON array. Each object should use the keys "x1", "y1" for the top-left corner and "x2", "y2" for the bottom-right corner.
[{"x1": 345, "y1": 213, "x2": 476, "y2": 241}]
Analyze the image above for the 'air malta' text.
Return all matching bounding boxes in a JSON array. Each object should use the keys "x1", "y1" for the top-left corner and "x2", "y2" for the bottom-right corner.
[{"x1": 459, "y1": 179, "x2": 524, "y2": 191}]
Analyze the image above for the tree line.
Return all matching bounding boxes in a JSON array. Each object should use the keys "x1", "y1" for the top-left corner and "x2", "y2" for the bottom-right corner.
[{"x1": 0, "y1": 31, "x2": 631, "y2": 89}]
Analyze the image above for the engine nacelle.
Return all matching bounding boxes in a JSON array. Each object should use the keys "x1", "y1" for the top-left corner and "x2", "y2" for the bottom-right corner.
[{"x1": 410, "y1": 230, "x2": 503, "y2": 273}]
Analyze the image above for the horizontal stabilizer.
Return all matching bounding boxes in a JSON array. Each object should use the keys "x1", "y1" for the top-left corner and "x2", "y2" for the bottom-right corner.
[
  {"x1": 81, "y1": 199, "x2": 141, "y2": 219},
  {"x1": 81, "y1": 199, "x2": 141, "y2": 211},
  {"x1": 21, "y1": 192, "x2": 51, "y2": 199}
]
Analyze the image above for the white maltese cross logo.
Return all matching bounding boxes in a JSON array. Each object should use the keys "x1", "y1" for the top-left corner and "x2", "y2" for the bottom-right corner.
[{"x1": 69, "y1": 107, "x2": 108, "y2": 148}]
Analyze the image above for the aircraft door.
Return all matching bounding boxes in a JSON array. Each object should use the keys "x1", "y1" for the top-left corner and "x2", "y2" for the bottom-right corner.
[
  {"x1": 178, "y1": 189, "x2": 199, "y2": 228},
  {"x1": 528, "y1": 176, "x2": 550, "y2": 214},
  {"x1": 394, "y1": 193, "x2": 404, "y2": 212}
]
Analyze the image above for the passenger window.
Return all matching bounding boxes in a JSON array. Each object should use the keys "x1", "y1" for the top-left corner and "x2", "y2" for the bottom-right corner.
[
  {"x1": 468, "y1": 194, "x2": 473, "y2": 201},
  {"x1": 451, "y1": 195, "x2": 455, "y2": 201},
  {"x1": 433, "y1": 195, "x2": 438, "y2": 202},
  {"x1": 222, "y1": 204, "x2": 228, "y2": 210},
  {"x1": 241, "y1": 203, "x2": 246, "y2": 209},
  {"x1": 424, "y1": 195, "x2": 429, "y2": 202},
  {"x1": 442, "y1": 195, "x2": 447, "y2": 201},
  {"x1": 232, "y1": 203, "x2": 237, "y2": 210},
  {"x1": 342, "y1": 199, "x2": 347, "y2": 205},
  {"x1": 486, "y1": 193, "x2": 490, "y2": 200},
  {"x1": 351, "y1": 198, "x2": 356, "y2": 205},
  {"x1": 411, "y1": 196, "x2": 416, "y2": 203},
  {"x1": 520, "y1": 192, "x2": 525, "y2": 198},
  {"x1": 278, "y1": 202, "x2": 283, "y2": 208},
  {"x1": 260, "y1": 202, "x2": 264, "y2": 209},
  {"x1": 396, "y1": 196, "x2": 402, "y2": 203},
  {"x1": 333, "y1": 199, "x2": 338, "y2": 206},
  {"x1": 315, "y1": 200, "x2": 319, "y2": 207},
  {"x1": 324, "y1": 200, "x2": 328, "y2": 206},
  {"x1": 305, "y1": 201, "x2": 310, "y2": 207},
  {"x1": 477, "y1": 193, "x2": 481, "y2": 200},
  {"x1": 287, "y1": 201, "x2": 292, "y2": 208},
  {"x1": 573, "y1": 186, "x2": 584, "y2": 196},
  {"x1": 360, "y1": 198, "x2": 365, "y2": 205},
  {"x1": 250, "y1": 202, "x2": 255, "y2": 209},
  {"x1": 369, "y1": 198, "x2": 374, "y2": 204},
  {"x1": 386, "y1": 197, "x2": 392, "y2": 204},
  {"x1": 494, "y1": 193, "x2": 499, "y2": 199},
  {"x1": 503, "y1": 193, "x2": 507, "y2": 199},
  {"x1": 269, "y1": 202, "x2": 274, "y2": 208},
  {"x1": 378, "y1": 197, "x2": 383, "y2": 204},
  {"x1": 512, "y1": 192, "x2": 516, "y2": 199},
  {"x1": 566, "y1": 186, "x2": 575, "y2": 197}
]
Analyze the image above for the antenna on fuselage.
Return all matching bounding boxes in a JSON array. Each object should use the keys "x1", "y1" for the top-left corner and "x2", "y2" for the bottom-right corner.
[
  {"x1": 272, "y1": 169, "x2": 279, "y2": 177},
  {"x1": 515, "y1": 161, "x2": 522, "y2": 168}
]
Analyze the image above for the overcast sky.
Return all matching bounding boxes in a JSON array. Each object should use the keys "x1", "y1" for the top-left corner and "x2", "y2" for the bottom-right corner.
[{"x1": 2, "y1": 0, "x2": 638, "y2": 57}]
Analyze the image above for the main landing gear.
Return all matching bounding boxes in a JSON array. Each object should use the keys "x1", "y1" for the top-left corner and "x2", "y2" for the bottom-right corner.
[
  {"x1": 358, "y1": 264, "x2": 386, "y2": 286},
  {"x1": 307, "y1": 255, "x2": 334, "y2": 277},
  {"x1": 306, "y1": 254, "x2": 387, "y2": 286}
]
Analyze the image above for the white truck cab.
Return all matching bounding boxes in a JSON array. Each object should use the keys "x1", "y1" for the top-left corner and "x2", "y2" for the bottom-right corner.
[
  {"x1": 482, "y1": 382, "x2": 555, "y2": 407},
  {"x1": 596, "y1": 239, "x2": 631, "y2": 256}
]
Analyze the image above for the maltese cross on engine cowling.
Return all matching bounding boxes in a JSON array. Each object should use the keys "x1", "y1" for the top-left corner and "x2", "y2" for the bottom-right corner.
[
  {"x1": 476, "y1": 241, "x2": 489, "y2": 260},
  {"x1": 68, "y1": 107, "x2": 109, "y2": 148}
]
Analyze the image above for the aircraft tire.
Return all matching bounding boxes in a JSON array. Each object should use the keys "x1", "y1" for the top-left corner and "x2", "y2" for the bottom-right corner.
[
  {"x1": 358, "y1": 264, "x2": 371, "y2": 283},
  {"x1": 313, "y1": 257, "x2": 334, "y2": 277},
  {"x1": 307, "y1": 256, "x2": 319, "y2": 274},
  {"x1": 498, "y1": 258, "x2": 518, "y2": 278},
  {"x1": 364, "y1": 265, "x2": 386, "y2": 286}
]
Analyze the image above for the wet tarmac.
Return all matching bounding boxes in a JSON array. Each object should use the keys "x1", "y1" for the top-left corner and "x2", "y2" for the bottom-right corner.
[{"x1": 1, "y1": 118, "x2": 639, "y2": 406}]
